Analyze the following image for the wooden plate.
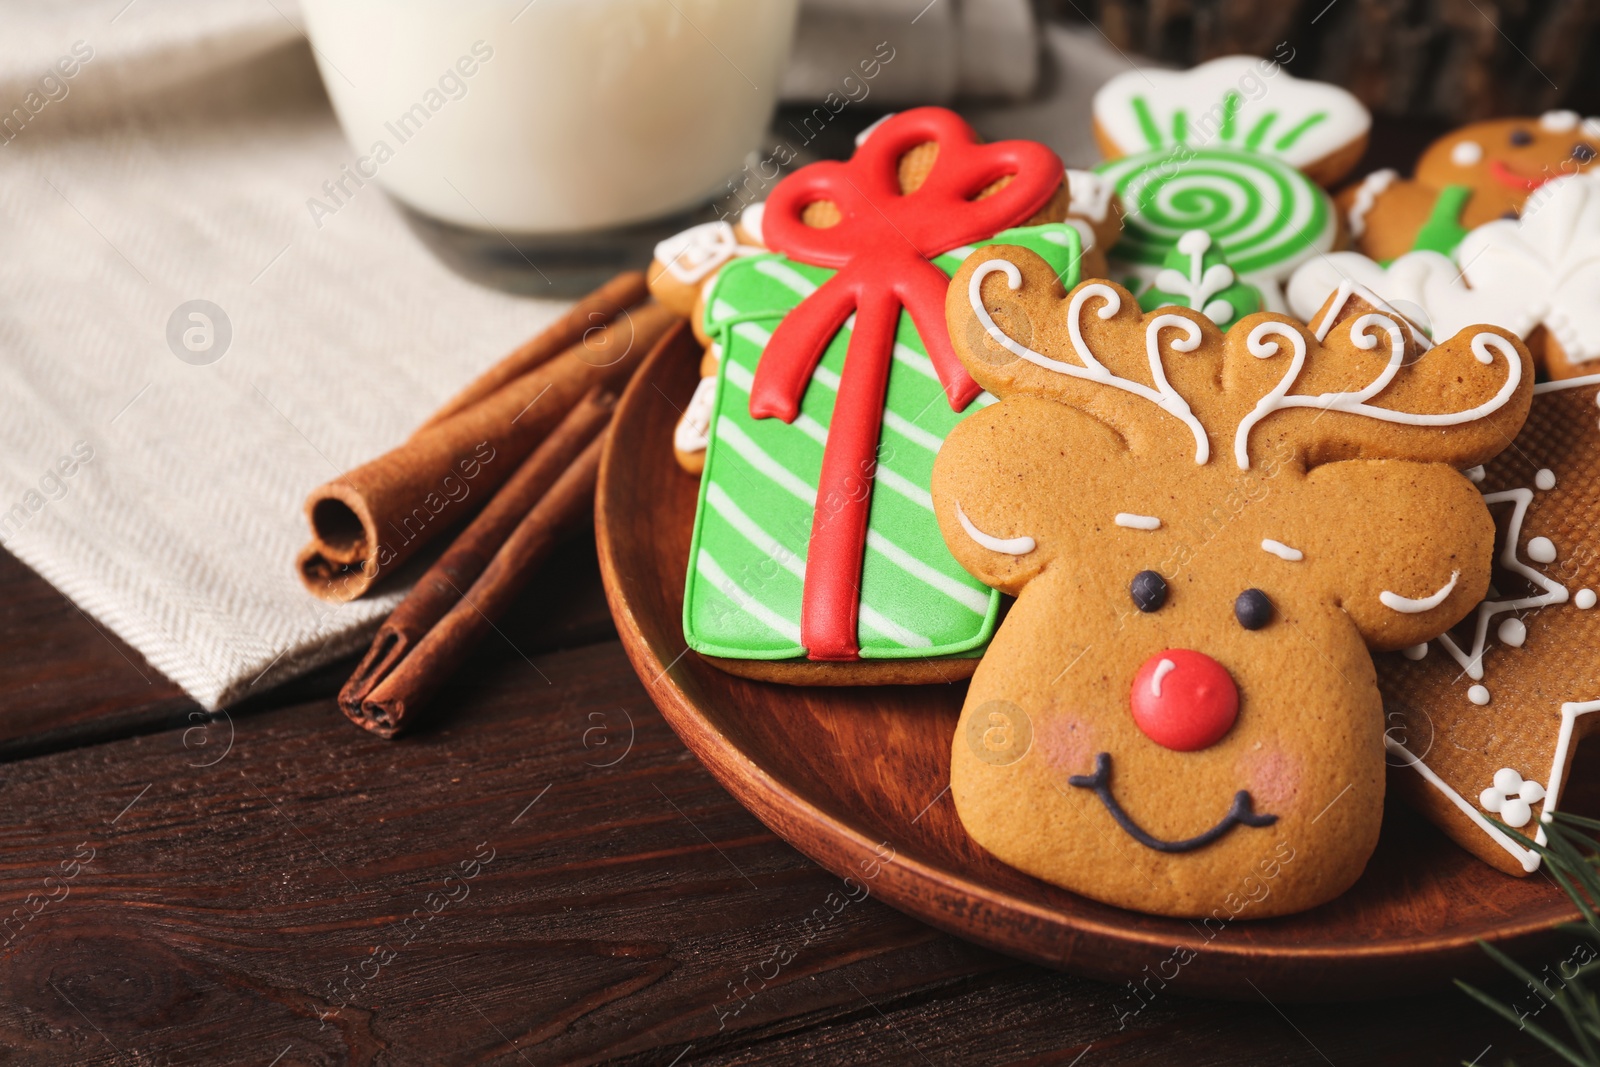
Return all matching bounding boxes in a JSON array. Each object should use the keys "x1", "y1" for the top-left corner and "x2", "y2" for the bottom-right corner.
[{"x1": 596, "y1": 329, "x2": 1593, "y2": 1000}]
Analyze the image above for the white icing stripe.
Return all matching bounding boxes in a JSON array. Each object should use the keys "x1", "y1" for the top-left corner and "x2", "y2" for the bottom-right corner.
[
  {"x1": 707, "y1": 483, "x2": 803, "y2": 580},
  {"x1": 706, "y1": 483, "x2": 933, "y2": 648},
  {"x1": 716, "y1": 419, "x2": 816, "y2": 506},
  {"x1": 1150, "y1": 658, "x2": 1175, "y2": 697},
  {"x1": 955, "y1": 502, "x2": 1036, "y2": 555},
  {"x1": 753, "y1": 258, "x2": 818, "y2": 298},
  {"x1": 1346, "y1": 169, "x2": 1396, "y2": 239},
  {"x1": 859, "y1": 605, "x2": 933, "y2": 648},
  {"x1": 866, "y1": 531, "x2": 991, "y2": 614},
  {"x1": 1309, "y1": 278, "x2": 1433, "y2": 351},
  {"x1": 1389, "y1": 698, "x2": 1600, "y2": 875},
  {"x1": 882, "y1": 410, "x2": 943, "y2": 452},
  {"x1": 876, "y1": 465, "x2": 934, "y2": 511},
  {"x1": 1233, "y1": 316, "x2": 1520, "y2": 470},
  {"x1": 696, "y1": 551, "x2": 802, "y2": 644},
  {"x1": 1114, "y1": 513, "x2": 1161, "y2": 530},
  {"x1": 968, "y1": 266, "x2": 1211, "y2": 463},
  {"x1": 1533, "y1": 371, "x2": 1600, "y2": 394},
  {"x1": 1384, "y1": 736, "x2": 1541, "y2": 874},
  {"x1": 1436, "y1": 488, "x2": 1570, "y2": 680},
  {"x1": 674, "y1": 376, "x2": 718, "y2": 454},
  {"x1": 1260, "y1": 539, "x2": 1303, "y2": 561},
  {"x1": 1379, "y1": 570, "x2": 1458, "y2": 613}
]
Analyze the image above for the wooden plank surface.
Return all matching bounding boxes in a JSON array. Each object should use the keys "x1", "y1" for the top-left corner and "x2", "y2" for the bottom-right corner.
[{"x1": 0, "y1": 549, "x2": 1567, "y2": 1064}]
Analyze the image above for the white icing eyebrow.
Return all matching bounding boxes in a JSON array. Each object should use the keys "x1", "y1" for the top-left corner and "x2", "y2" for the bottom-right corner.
[
  {"x1": 1380, "y1": 571, "x2": 1459, "y2": 613},
  {"x1": 955, "y1": 502, "x2": 1036, "y2": 555},
  {"x1": 1115, "y1": 513, "x2": 1161, "y2": 530},
  {"x1": 1261, "y1": 539, "x2": 1303, "y2": 561}
]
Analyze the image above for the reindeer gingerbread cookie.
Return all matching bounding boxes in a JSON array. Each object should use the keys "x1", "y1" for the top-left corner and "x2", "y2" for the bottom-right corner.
[
  {"x1": 1378, "y1": 373, "x2": 1600, "y2": 876},
  {"x1": 1339, "y1": 110, "x2": 1600, "y2": 262},
  {"x1": 932, "y1": 249, "x2": 1533, "y2": 917}
]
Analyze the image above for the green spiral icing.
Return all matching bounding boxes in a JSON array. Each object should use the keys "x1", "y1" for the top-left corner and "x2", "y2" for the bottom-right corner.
[{"x1": 1095, "y1": 147, "x2": 1333, "y2": 278}]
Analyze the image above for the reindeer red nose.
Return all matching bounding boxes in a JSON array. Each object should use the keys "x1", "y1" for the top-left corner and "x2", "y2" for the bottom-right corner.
[{"x1": 1130, "y1": 650, "x2": 1239, "y2": 752}]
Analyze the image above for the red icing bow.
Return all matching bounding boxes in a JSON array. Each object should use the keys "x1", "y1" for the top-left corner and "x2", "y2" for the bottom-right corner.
[{"x1": 751, "y1": 107, "x2": 1063, "y2": 660}]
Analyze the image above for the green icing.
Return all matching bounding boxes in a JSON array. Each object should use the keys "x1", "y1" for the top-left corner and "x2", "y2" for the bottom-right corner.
[
  {"x1": 1411, "y1": 183, "x2": 1473, "y2": 255},
  {"x1": 1139, "y1": 231, "x2": 1262, "y2": 329},
  {"x1": 683, "y1": 224, "x2": 1083, "y2": 661},
  {"x1": 1094, "y1": 146, "x2": 1334, "y2": 283}
]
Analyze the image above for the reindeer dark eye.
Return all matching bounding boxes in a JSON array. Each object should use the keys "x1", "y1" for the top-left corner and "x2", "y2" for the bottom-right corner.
[
  {"x1": 1575, "y1": 143, "x2": 1596, "y2": 163},
  {"x1": 1235, "y1": 589, "x2": 1273, "y2": 630},
  {"x1": 1130, "y1": 570, "x2": 1167, "y2": 613},
  {"x1": 1510, "y1": 129, "x2": 1533, "y2": 146}
]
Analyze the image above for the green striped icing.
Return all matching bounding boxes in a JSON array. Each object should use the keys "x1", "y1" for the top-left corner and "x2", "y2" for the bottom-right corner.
[
  {"x1": 684, "y1": 224, "x2": 1082, "y2": 661},
  {"x1": 1094, "y1": 146, "x2": 1334, "y2": 284}
]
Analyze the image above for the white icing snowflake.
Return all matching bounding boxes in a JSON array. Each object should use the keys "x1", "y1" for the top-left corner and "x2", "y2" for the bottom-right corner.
[
  {"x1": 1480, "y1": 767, "x2": 1546, "y2": 828},
  {"x1": 1458, "y1": 174, "x2": 1600, "y2": 365},
  {"x1": 1435, "y1": 486, "x2": 1570, "y2": 681}
]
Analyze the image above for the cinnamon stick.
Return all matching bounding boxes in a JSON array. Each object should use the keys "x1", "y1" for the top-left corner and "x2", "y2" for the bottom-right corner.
[
  {"x1": 354, "y1": 431, "x2": 608, "y2": 736},
  {"x1": 297, "y1": 303, "x2": 679, "y2": 601},
  {"x1": 338, "y1": 387, "x2": 617, "y2": 730},
  {"x1": 417, "y1": 271, "x2": 647, "y2": 433}
]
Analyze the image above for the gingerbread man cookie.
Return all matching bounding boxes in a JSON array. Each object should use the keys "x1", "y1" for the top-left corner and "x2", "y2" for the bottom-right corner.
[
  {"x1": 932, "y1": 249, "x2": 1533, "y2": 917},
  {"x1": 1339, "y1": 110, "x2": 1600, "y2": 262},
  {"x1": 1379, "y1": 372, "x2": 1600, "y2": 876}
]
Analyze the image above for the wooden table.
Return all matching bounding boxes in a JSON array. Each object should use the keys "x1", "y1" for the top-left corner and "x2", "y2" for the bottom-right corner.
[{"x1": 0, "y1": 539, "x2": 1565, "y2": 1066}]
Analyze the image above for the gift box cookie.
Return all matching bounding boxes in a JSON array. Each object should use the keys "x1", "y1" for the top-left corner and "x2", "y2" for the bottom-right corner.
[{"x1": 679, "y1": 108, "x2": 1091, "y2": 684}]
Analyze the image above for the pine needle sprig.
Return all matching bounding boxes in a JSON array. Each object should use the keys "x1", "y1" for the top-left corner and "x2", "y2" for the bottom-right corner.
[{"x1": 1457, "y1": 813, "x2": 1600, "y2": 1066}]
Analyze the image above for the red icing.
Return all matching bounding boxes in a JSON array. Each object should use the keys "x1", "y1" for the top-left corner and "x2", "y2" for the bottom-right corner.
[
  {"x1": 1489, "y1": 159, "x2": 1549, "y2": 192},
  {"x1": 1129, "y1": 649, "x2": 1240, "y2": 752},
  {"x1": 752, "y1": 107, "x2": 1063, "y2": 660}
]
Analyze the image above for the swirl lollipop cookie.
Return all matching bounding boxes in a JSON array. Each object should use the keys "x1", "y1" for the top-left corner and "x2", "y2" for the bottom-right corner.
[{"x1": 1092, "y1": 56, "x2": 1370, "y2": 313}]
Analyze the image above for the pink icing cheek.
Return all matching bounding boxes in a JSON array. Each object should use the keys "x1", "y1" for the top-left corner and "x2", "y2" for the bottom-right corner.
[
  {"x1": 1037, "y1": 715, "x2": 1096, "y2": 777},
  {"x1": 1237, "y1": 746, "x2": 1301, "y2": 810}
]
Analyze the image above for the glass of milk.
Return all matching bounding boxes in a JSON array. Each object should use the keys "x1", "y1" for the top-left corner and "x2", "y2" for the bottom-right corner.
[{"x1": 300, "y1": 0, "x2": 800, "y2": 235}]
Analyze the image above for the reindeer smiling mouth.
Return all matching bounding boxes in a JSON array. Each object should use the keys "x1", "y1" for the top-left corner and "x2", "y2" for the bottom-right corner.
[{"x1": 1068, "y1": 753, "x2": 1278, "y2": 853}]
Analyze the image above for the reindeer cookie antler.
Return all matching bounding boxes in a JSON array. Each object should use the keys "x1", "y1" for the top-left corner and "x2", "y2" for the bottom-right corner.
[{"x1": 929, "y1": 244, "x2": 1534, "y2": 918}]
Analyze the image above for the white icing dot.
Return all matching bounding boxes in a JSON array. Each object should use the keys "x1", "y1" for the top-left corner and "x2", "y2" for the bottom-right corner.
[
  {"x1": 1479, "y1": 786, "x2": 1502, "y2": 812},
  {"x1": 1502, "y1": 798, "x2": 1533, "y2": 828},
  {"x1": 1497, "y1": 617, "x2": 1527, "y2": 647},
  {"x1": 1578, "y1": 588, "x2": 1598, "y2": 609},
  {"x1": 1542, "y1": 110, "x2": 1580, "y2": 133},
  {"x1": 1494, "y1": 767, "x2": 1522, "y2": 792},
  {"x1": 1535, "y1": 468, "x2": 1556, "y2": 491},
  {"x1": 1177, "y1": 229, "x2": 1212, "y2": 256},
  {"x1": 1403, "y1": 642, "x2": 1428, "y2": 661},
  {"x1": 1527, "y1": 536, "x2": 1557, "y2": 564},
  {"x1": 1451, "y1": 140, "x2": 1484, "y2": 166},
  {"x1": 1465, "y1": 465, "x2": 1486, "y2": 484},
  {"x1": 1469, "y1": 685, "x2": 1492, "y2": 706}
]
